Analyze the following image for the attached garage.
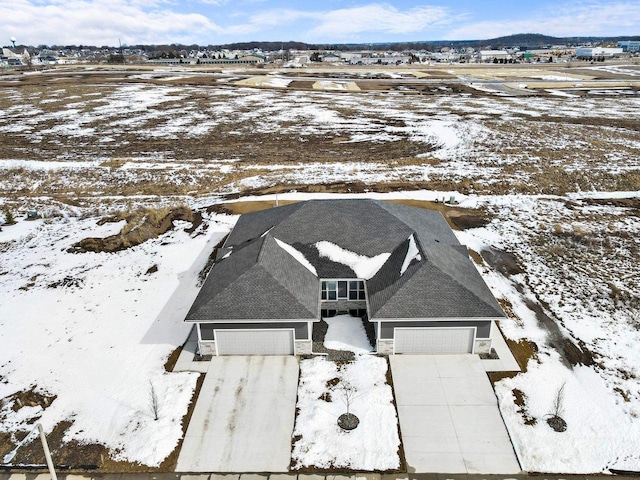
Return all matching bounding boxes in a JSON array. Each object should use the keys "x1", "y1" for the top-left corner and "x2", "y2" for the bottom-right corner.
[
  {"x1": 215, "y1": 329, "x2": 295, "y2": 356},
  {"x1": 394, "y1": 327, "x2": 476, "y2": 354}
]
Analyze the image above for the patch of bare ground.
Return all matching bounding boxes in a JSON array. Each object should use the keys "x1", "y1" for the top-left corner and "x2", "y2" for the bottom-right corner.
[
  {"x1": 582, "y1": 197, "x2": 640, "y2": 211},
  {"x1": 69, "y1": 205, "x2": 194, "y2": 253},
  {"x1": 512, "y1": 388, "x2": 537, "y2": 425},
  {"x1": 515, "y1": 113, "x2": 640, "y2": 132},
  {"x1": 231, "y1": 178, "x2": 487, "y2": 200},
  {"x1": 488, "y1": 334, "x2": 539, "y2": 385},
  {"x1": 208, "y1": 199, "x2": 298, "y2": 215},
  {"x1": 8, "y1": 388, "x2": 57, "y2": 413},
  {"x1": 288, "y1": 80, "x2": 315, "y2": 90},
  {"x1": 212, "y1": 196, "x2": 490, "y2": 231},
  {"x1": 385, "y1": 199, "x2": 492, "y2": 230}
]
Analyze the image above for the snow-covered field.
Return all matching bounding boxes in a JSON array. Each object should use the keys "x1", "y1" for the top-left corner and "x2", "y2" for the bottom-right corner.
[
  {"x1": 0, "y1": 72, "x2": 638, "y2": 200},
  {"x1": 1, "y1": 69, "x2": 639, "y2": 473},
  {"x1": 0, "y1": 209, "x2": 235, "y2": 466}
]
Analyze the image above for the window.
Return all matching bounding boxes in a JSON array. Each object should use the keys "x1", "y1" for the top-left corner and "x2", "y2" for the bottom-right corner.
[
  {"x1": 321, "y1": 281, "x2": 337, "y2": 300},
  {"x1": 322, "y1": 280, "x2": 366, "y2": 301},
  {"x1": 348, "y1": 280, "x2": 366, "y2": 300},
  {"x1": 338, "y1": 281, "x2": 348, "y2": 299}
]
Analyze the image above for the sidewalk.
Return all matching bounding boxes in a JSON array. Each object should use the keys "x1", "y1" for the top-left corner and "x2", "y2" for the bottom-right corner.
[{"x1": 2, "y1": 473, "x2": 640, "y2": 480}]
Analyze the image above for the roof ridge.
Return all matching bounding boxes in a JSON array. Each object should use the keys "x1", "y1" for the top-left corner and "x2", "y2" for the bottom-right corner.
[
  {"x1": 258, "y1": 234, "x2": 318, "y2": 318},
  {"x1": 368, "y1": 232, "x2": 424, "y2": 316}
]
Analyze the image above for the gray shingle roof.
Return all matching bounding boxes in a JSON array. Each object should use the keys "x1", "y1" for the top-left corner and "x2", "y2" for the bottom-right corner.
[
  {"x1": 186, "y1": 199, "x2": 505, "y2": 323},
  {"x1": 185, "y1": 234, "x2": 318, "y2": 321}
]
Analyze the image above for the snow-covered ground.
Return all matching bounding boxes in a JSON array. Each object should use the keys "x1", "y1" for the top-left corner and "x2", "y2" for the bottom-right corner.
[
  {"x1": 324, "y1": 315, "x2": 374, "y2": 354},
  {"x1": 0, "y1": 210, "x2": 235, "y2": 466},
  {"x1": 456, "y1": 194, "x2": 640, "y2": 473},
  {"x1": 291, "y1": 355, "x2": 400, "y2": 471}
]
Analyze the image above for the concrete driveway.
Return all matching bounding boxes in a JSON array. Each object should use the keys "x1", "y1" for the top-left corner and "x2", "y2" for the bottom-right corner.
[
  {"x1": 176, "y1": 356, "x2": 299, "y2": 472},
  {"x1": 390, "y1": 355, "x2": 521, "y2": 474}
]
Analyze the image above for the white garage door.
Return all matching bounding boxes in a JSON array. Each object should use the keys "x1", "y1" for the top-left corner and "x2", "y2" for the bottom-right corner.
[
  {"x1": 215, "y1": 329, "x2": 295, "y2": 355},
  {"x1": 394, "y1": 327, "x2": 475, "y2": 354}
]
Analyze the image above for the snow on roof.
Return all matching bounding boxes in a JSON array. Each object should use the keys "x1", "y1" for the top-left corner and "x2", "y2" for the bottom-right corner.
[
  {"x1": 315, "y1": 240, "x2": 390, "y2": 279},
  {"x1": 400, "y1": 234, "x2": 421, "y2": 275},
  {"x1": 274, "y1": 237, "x2": 318, "y2": 276}
]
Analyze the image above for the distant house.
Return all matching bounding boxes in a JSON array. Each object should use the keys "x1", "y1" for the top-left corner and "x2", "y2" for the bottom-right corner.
[
  {"x1": 185, "y1": 199, "x2": 505, "y2": 356},
  {"x1": 1, "y1": 48, "x2": 29, "y2": 67}
]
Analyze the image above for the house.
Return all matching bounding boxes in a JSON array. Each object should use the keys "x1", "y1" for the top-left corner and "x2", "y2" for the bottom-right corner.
[{"x1": 185, "y1": 199, "x2": 505, "y2": 356}]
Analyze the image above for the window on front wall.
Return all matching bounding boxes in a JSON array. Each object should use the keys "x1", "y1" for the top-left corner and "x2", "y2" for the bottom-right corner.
[
  {"x1": 321, "y1": 280, "x2": 337, "y2": 300},
  {"x1": 321, "y1": 280, "x2": 365, "y2": 301},
  {"x1": 349, "y1": 280, "x2": 366, "y2": 300}
]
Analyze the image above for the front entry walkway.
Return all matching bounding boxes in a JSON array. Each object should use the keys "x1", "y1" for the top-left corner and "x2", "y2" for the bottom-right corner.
[
  {"x1": 176, "y1": 356, "x2": 299, "y2": 472},
  {"x1": 390, "y1": 355, "x2": 521, "y2": 474}
]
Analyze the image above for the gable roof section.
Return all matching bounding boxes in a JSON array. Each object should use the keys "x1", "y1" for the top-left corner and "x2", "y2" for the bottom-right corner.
[
  {"x1": 224, "y1": 201, "x2": 305, "y2": 248},
  {"x1": 369, "y1": 242, "x2": 505, "y2": 319},
  {"x1": 185, "y1": 234, "x2": 318, "y2": 322}
]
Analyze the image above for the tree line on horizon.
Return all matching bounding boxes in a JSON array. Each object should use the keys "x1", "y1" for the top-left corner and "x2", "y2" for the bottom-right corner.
[{"x1": 6, "y1": 33, "x2": 639, "y2": 52}]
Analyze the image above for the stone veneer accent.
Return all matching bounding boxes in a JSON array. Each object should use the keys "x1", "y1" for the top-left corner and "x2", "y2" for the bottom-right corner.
[
  {"x1": 295, "y1": 340, "x2": 312, "y2": 355},
  {"x1": 377, "y1": 339, "x2": 394, "y2": 355},
  {"x1": 198, "y1": 340, "x2": 216, "y2": 356},
  {"x1": 474, "y1": 338, "x2": 492, "y2": 354}
]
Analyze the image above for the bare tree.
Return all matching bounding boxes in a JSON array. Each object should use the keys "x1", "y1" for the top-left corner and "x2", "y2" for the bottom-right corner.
[
  {"x1": 149, "y1": 381, "x2": 159, "y2": 421},
  {"x1": 550, "y1": 382, "x2": 566, "y2": 419},
  {"x1": 339, "y1": 380, "x2": 357, "y2": 415},
  {"x1": 546, "y1": 381, "x2": 567, "y2": 432}
]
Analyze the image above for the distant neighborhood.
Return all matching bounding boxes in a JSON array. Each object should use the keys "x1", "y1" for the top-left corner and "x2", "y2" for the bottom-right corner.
[{"x1": 2, "y1": 39, "x2": 639, "y2": 69}]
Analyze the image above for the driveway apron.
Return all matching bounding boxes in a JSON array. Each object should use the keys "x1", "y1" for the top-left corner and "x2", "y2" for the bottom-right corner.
[
  {"x1": 390, "y1": 354, "x2": 521, "y2": 474},
  {"x1": 177, "y1": 356, "x2": 299, "y2": 472}
]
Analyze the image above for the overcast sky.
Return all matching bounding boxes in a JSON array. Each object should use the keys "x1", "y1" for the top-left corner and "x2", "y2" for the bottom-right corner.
[{"x1": 2, "y1": 0, "x2": 639, "y2": 47}]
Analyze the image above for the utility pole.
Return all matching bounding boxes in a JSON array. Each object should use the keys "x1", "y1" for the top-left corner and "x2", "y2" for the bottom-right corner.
[{"x1": 38, "y1": 424, "x2": 58, "y2": 480}]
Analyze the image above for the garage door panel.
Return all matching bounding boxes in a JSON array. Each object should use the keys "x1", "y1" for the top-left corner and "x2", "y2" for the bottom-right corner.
[
  {"x1": 215, "y1": 329, "x2": 294, "y2": 355},
  {"x1": 395, "y1": 327, "x2": 475, "y2": 354}
]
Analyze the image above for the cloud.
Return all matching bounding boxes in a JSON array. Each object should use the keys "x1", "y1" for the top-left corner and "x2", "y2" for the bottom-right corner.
[
  {"x1": 1, "y1": 0, "x2": 222, "y2": 45},
  {"x1": 223, "y1": 3, "x2": 461, "y2": 42},
  {"x1": 307, "y1": 4, "x2": 455, "y2": 39},
  {"x1": 445, "y1": 1, "x2": 640, "y2": 40}
]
